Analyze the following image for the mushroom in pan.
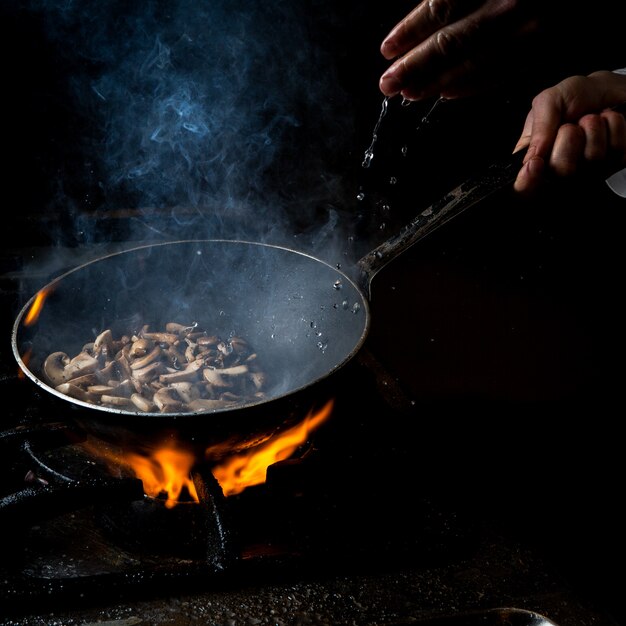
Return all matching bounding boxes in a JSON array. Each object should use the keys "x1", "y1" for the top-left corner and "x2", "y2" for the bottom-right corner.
[{"x1": 41, "y1": 322, "x2": 269, "y2": 413}]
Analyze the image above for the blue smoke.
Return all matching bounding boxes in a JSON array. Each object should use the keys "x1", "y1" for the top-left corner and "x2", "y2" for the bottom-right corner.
[{"x1": 25, "y1": 0, "x2": 356, "y2": 245}]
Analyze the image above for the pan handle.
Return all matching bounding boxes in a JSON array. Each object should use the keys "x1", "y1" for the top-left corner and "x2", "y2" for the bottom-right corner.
[{"x1": 356, "y1": 148, "x2": 526, "y2": 298}]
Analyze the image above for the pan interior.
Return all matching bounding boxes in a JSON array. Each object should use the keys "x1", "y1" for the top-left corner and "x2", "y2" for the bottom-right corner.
[{"x1": 13, "y1": 240, "x2": 370, "y2": 416}]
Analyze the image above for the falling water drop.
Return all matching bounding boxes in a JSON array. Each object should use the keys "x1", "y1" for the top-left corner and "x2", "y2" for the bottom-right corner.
[
  {"x1": 362, "y1": 148, "x2": 374, "y2": 169},
  {"x1": 416, "y1": 96, "x2": 447, "y2": 134},
  {"x1": 362, "y1": 96, "x2": 389, "y2": 168}
]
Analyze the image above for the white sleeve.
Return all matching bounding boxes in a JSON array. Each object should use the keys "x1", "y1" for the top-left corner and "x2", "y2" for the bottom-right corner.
[{"x1": 606, "y1": 169, "x2": 626, "y2": 197}]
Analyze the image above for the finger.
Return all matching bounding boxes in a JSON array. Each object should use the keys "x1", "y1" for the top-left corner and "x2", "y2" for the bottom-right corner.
[
  {"x1": 381, "y1": 0, "x2": 475, "y2": 60},
  {"x1": 549, "y1": 123, "x2": 585, "y2": 177},
  {"x1": 381, "y1": 3, "x2": 429, "y2": 60},
  {"x1": 513, "y1": 154, "x2": 546, "y2": 196},
  {"x1": 601, "y1": 109, "x2": 626, "y2": 169},
  {"x1": 517, "y1": 88, "x2": 569, "y2": 163},
  {"x1": 577, "y1": 113, "x2": 608, "y2": 163},
  {"x1": 380, "y1": 18, "x2": 483, "y2": 98}
]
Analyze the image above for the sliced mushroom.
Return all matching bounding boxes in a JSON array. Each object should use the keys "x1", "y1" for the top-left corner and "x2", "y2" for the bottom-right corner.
[
  {"x1": 169, "y1": 381, "x2": 200, "y2": 404},
  {"x1": 197, "y1": 335, "x2": 220, "y2": 347},
  {"x1": 65, "y1": 371, "x2": 99, "y2": 388},
  {"x1": 132, "y1": 361, "x2": 164, "y2": 383},
  {"x1": 202, "y1": 367, "x2": 229, "y2": 388},
  {"x1": 141, "y1": 331, "x2": 178, "y2": 344},
  {"x1": 55, "y1": 382, "x2": 96, "y2": 403},
  {"x1": 220, "y1": 364, "x2": 249, "y2": 376},
  {"x1": 159, "y1": 358, "x2": 203, "y2": 384},
  {"x1": 165, "y1": 322, "x2": 193, "y2": 335},
  {"x1": 97, "y1": 360, "x2": 117, "y2": 382},
  {"x1": 93, "y1": 329, "x2": 114, "y2": 357},
  {"x1": 43, "y1": 352, "x2": 71, "y2": 387},
  {"x1": 130, "y1": 392, "x2": 156, "y2": 412},
  {"x1": 130, "y1": 345, "x2": 162, "y2": 370},
  {"x1": 87, "y1": 384, "x2": 116, "y2": 395},
  {"x1": 63, "y1": 352, "x2": 100, "y2": 382},
  {"x1": 129, "y1": 337, "x2": 155, "y2": 358},
  {"x1": 184, "y1": 342, "x2": 197, "y2": 363},
  {"x1": 115, "y1": 352, "x2": 133, "y2": 380},
  {"x1": 100, "y1": 395, "x2": 134, "y2": 408},
  {"x1": 105, "y1": 378, "x2": 134, "y2": 397},
  {"x1": 153, "y1": 387, "x2": 185, "y2": 412},
  {"x1": 165, "y1": 345, "x2": 187, "y2": 369}
]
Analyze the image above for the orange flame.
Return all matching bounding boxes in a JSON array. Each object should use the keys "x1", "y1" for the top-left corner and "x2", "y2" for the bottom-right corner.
[
  {"x1": 80, "y1": 400, "x2": 333, "y2": 505},
  {"x1": 23, "y1": 286, "x2": 54, "y2": 326},
  {"x1": 212, "y1": 399, "x2": 334, "y2": 497},
  {"x1": 126, "y1": 446, "x2": 199, "y2": 508},
  {"x1": 81, "y1": 440, "x2": 199, "y2": 509}
]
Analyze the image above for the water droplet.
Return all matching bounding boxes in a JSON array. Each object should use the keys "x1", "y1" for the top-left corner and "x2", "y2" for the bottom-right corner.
[
  {"x1": 356, "y1": 192, "x2": 365, "y2": 201},
  {"x1": 389, "y1": 176, "x2": 397, "y2": 185},
  {"x1": 362, "y1": 96, "x2": 389, "y2": 168},
  {"x1": 351, "y1": 303, "x2": 361, "y2": 314},
  {"x1": 342, "y1": 300, "x2": 349, "y2": 310},
  {"x1": 379, "y1": 222, "x2": 386, "y2": 230},
  {"x1": 401, "y1": 97, "x2": 412, "y2": 107},
  {"x1": 401, "y1": 145, "x2": 408, "y2": 156},
  {"x1": 317, "y1": 341, "x2": 328, "y2": 353},
  {"x1": 333, "y1": 279, "x2": 342, "y2": 290},
  {"x1": 382, "y1": 204, "x2": 390, "y2": 212}
]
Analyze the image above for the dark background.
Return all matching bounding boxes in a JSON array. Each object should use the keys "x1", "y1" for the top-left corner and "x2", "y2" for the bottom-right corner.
[{"x1": 2, "y1": 1, "x2": 625, "y2": 623}]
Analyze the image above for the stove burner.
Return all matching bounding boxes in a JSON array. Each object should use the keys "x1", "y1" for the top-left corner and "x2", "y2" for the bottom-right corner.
[{"x1": 1, "y1": 422, "x2": 144, "y2": 528}]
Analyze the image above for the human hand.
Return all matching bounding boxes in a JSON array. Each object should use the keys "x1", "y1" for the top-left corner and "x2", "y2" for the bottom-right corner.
[
  {"x1": 512, "y1": 71, "x2": 626, "y2": 195},
  {"x1": 379, "y1": 0, "x2": 574, "y2": 101}
]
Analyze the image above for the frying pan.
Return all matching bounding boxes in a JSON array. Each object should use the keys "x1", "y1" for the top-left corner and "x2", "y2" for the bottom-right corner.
[{"x1": 11, "y1": 150, "x2": 524, "y2": 444}]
